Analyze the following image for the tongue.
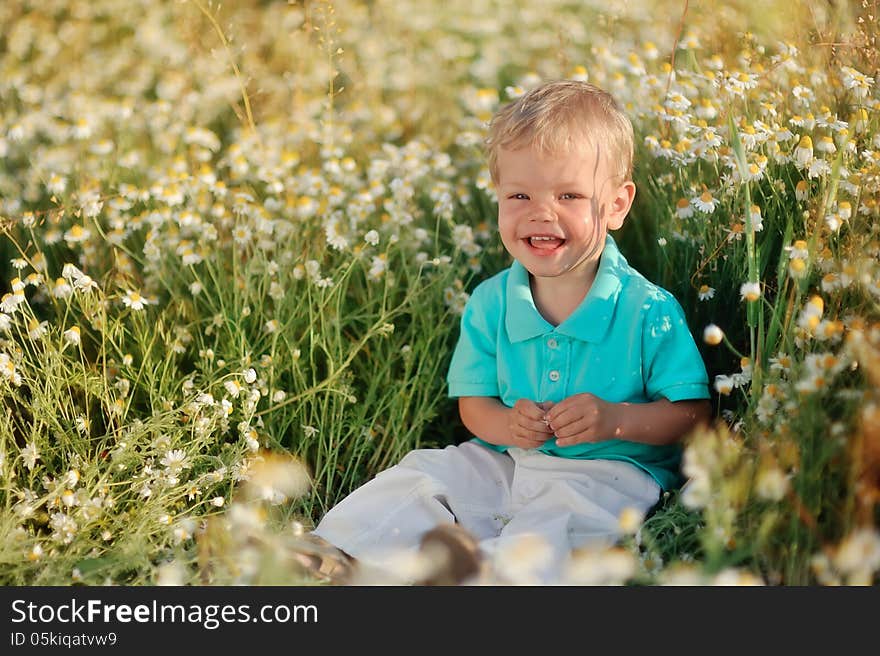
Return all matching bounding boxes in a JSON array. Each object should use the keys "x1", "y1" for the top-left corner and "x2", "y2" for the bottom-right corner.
[{"x1": 530, "y1": 237, "x2": 562, "y2": 249}]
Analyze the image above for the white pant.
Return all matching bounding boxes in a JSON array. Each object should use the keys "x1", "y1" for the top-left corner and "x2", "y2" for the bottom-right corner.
[{"x1": 312, "y1": 441, "x2": 660, "y2": 584}]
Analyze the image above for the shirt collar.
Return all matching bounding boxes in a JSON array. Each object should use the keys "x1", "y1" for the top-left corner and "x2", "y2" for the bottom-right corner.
[{"x1": 505, "y1": 234, "x2": 630, "y2": 344}]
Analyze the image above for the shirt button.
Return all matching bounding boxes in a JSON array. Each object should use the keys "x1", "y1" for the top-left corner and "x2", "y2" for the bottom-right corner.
[
  {"x1": 547, "y1": 338, "x2": 558, "y2": 349},
  {"x1": 548, "y1": 370, "x2": 560, "y2": 382}
]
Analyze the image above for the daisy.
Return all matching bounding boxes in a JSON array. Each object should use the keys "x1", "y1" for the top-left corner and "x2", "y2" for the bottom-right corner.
[
  {"x1": 664, "y1": 91, "x2": 691, "y2": 112},
  {"x1": 787, "y1": 239, "x2": 809, "y2": 259},
  {"x1": 821, "y1": 272, "x2": 840, "y2": 293},
  {"x1": 674, "y1": 197, "x2": 694, "y2": 219},
  {"x1": 791, "y1": 85, "x2": 815, "y2": 105},
  {"x1": 815, "y1": 319, "x2": 845, "y2": 342},
  {"x1": 703, "y1": 324, "x2": 724, "y2": 345},
  {"x1": 699, "y1": 126, "x2": 723, "y2": 148},
  {"x1": 160, "y1": 449, "x2": 191, "y2": 473},
  {"x1": 696, "y1": 98, "x2": 718, "y2": 120},
  {"x1": 232, "y1": 224, "x2": 253, "y2": 247},
  {"x1": 755, "y1": 467, "x2": 789, "y2": 501},
  {"x1": 121, "y1": 290, "x2": 151, "y2": 311},
  {"x1": 47, "y1": 173, "x2": 67, "y2": 195},
  {"x1": 749, "y1": 205, "x2": 764, "y2": 232},
  {"x1": 75, "y1": 415, "x2": 90, "y2": 434},
  {"x1": 850, "y1": 108, "x2": 869, "y2": 133},
  {"x1": 795, "y1": 372, "x2": 827, "y2": 394},
  {"x1": 569, "y1": 65, "x2": 589, "y2": 81},
  {"x1": 63, "y1": 326, "x2": 81, "y2": 345},
  {"x1": 224, "y1": 379, "x2": 243, "y2": 398},
  {"x1": 839, "y1": 65, "x2": 874, "y2": 99},
  {"x1": 795, "y1": 180, "x2": 809, "y2": 201},
  {"x1": 794, "y1": 135, "x2": 813, "y2": 168},
  {"x1": 816, "y1": 135, "x2": 836, "y2": 154},
  {"x1": 368, "y1": 254, "x2": 387, "y2": 281},
  {"x1": 798, "y1": 295, "x2": 824, "y2": 326},
  {"x1": 808, "y1": 158, "x2": 832, "y2": 179},
  {"x1": 755, "y1": 388, "x2": 780, "y2": 425},
  {"x1": 749, "y1": 154, "x2": 769, "y2": 180},
  {"x1": 21, "y1": 442, "x2": 39, "y2": 470},
  {"x1": 1, "y1": 353, "x2": 21, "y2": 385},
  {"x1": 692, "y1": 190, "x2": 717, "y2": 213},
  {"x1": 28, "y1": 544, "x2": 43, "y2": 561},
  {"x1": 725, "y1": 223, "x2": 746, "y2": 241},
  {"x1": 27, "y1": 318, "x2": 49, "y2": 339},
  {"x1": 825, "y1": 213, "x2": 843, "y2": 232},
  {"x1": 63, "y1": 224, "x2": 91, "y2": 244},
  {"x1": 618, "y1": 507, "x2": 645, "y2": 534},
  {"x1": 774, "y1": 125, "x2": 795, "y2": 141},
  {"x1": 0, "y1": 291, "x2": 24, "y2": 313},
  {"x1": 714, "y1": 375, "x2": 735, "y2": 395},
  {"x1": 739, "y1": 124, "x2": 760, "y2": 149},
  {"x1": 789, "y1": 257, "x2": 808, "y2": 279},
  {"x1": 180, "y1": 247, "x2": 203, "y2": 266},
  {"x1": 698, "y1": 284, "x2": 716, "y2": 301},
  {"x1": 739, "y1": 282, "x2": 761, "y2": 302},
  {"x1": 50, "y1": 512, "x2": 78, "y2": 544},
  {"x1": 364, "y1": 229, "x2": 379, "y2": 246}
]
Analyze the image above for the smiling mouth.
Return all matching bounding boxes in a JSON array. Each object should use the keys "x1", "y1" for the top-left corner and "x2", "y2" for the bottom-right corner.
[{"x1": 525, "y1": 236, "x2": 565, "y2": 250}]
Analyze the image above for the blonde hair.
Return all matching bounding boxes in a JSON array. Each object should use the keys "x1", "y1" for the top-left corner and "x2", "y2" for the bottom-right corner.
[{"x1": 485, "y1": 80, "x2": 634, "y2": 185}]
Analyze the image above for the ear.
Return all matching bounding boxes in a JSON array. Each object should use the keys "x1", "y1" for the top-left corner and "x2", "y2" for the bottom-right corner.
[{"x1": 606, "y1": 180, "x2": 636, "y2": 231}]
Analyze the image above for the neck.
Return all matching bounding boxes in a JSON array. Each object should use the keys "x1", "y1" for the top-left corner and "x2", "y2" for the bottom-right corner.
[{"x1": 529, "y1": 262, "x2": 599, "y2": 326}]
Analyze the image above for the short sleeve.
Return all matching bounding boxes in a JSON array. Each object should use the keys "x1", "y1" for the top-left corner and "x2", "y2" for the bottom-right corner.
[
  {"x1": 641, "y1": 292, "x2": 710, "y2": 402},
  {"x1": 446, "y1": 283, "x2": 500, "y2": 398}
]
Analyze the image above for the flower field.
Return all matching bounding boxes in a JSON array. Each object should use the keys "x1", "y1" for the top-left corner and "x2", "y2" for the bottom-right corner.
[{"x1": 1, "y1": 0, "x2": 879, "y2": 585}]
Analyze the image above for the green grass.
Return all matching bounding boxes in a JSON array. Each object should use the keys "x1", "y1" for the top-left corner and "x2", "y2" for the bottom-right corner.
[{"x1": 0, "y1": 0, "x2": 878, "y2": 586}]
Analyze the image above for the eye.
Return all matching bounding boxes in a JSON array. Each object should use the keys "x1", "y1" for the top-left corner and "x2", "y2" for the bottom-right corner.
[
  {"x1": 559, "y1": 193, "x2": 581, "y2": 200},
  {"x1": 508, "y1": 193, "x2": 529, "y2": 200}
]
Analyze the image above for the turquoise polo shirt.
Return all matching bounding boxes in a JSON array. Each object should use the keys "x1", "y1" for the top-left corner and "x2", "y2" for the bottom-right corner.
[{"x1": 446, "y1": 234, "x2": 710, "y2": 490}]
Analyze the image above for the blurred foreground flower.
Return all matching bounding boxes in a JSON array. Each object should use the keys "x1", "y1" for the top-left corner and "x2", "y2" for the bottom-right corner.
[{"x1": 241, "y1": 450, "x2": 312, "y2": 504}]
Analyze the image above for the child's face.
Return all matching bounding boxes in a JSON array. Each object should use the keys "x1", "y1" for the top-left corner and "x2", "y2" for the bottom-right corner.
[{"x1": 495, "y1": 143, "x2": 633, "y2": 284}]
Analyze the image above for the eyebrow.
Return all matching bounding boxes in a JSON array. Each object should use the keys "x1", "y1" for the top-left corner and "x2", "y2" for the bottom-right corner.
[{"x1": 498, "y1": 181, "x2": 593, "y2": 191}]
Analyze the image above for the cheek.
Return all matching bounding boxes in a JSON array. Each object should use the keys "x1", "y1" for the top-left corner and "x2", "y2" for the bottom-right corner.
[
  {"x1": 497, "y1": 210, "x2": 518, "y2": 238},
  {"x1": 564, "y1": 210, "x2": 599, "y2": 237}
]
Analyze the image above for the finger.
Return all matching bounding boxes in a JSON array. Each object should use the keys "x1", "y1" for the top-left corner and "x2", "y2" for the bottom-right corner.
[
  {"x1": 553, "y1": 415, "x2": 594, "y2": 439},
  {"x1": 510, "y1": 411, "x2": 553, "y2": 434},
  {"x1": 512, "y1": 427, "x2": 553, "y2": 444},
  {"x1": 555, "y1": 434, "x2": 585, "y2": 447},
  {"x1": 519, "y1": 418, "x2": 554, "y2": 435},
  {"x1": 517, "y1": 401, "x2": 547, "y2": 421},
  {"x1": 555, "y1": 430, "x2": 597, "y2": 447},
  {"x1": 546, "y1": 394, "x2": 598, "y2": 423},
  {"x1": 551, "y1": 399, "x2": 603, "y2": 430},
  {"x1": 546, "y1": 404, "x2": 584, "y2": 431},
  {"x1": 544, "y1": 398, "x2": 572, "y2": 424},
  {"x1": 517, "y1": 438, "x2": 548, "y2": 449}
]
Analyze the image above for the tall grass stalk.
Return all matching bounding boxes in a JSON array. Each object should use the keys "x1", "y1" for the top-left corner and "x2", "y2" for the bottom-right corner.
[{"x1": 0, "y1": 0, "x2": 878, "y2": 586}]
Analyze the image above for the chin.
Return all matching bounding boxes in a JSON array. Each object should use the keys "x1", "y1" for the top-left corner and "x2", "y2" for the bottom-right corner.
[{"x1": 523, "y1": 263, "x2": 568, "y2": 279}]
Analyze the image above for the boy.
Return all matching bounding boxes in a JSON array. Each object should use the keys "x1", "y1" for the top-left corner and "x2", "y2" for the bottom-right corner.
[{"x1": 300, "y1": 80, "x2": 711, "y2": 585}]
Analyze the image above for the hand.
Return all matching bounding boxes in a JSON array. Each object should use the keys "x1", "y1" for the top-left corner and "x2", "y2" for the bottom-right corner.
[
  {"x1": 544, "y1": 393, "x2": 621, "y2": 447},
  {"x1": 507, "y1": 399, "x2": 556, "y2": 448}
]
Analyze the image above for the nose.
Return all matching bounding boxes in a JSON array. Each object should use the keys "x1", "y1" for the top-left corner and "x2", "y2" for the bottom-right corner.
[{"x1": 529, "y1": 203, "x2": 557, "y2": 223}]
